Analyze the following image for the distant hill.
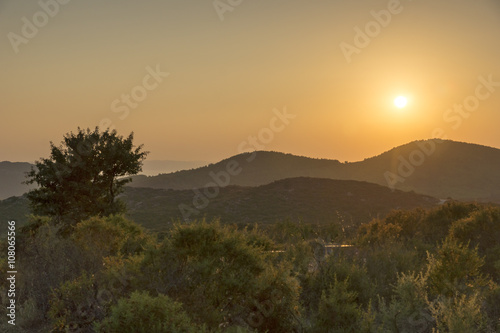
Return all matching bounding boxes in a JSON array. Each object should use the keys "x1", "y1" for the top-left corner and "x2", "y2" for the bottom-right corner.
[
  {"x1": 120, "y1": 177, "x2": 438, "y2": 232},
  {"x1": 3, "y1": 140, "x2": 500, "y2": 202},
  {"x1": 141, "y1": 159, "x2": 211, "y2": 176},
  {"x1": 0, "y1": 177, "x2": 439, "y2": 234},
  {"x1": 0, "y1": 195, "x2": 29, "y2": 235},
  {"x1": 128, "y1": 140, "x2": 500, "y2": 202},
  {"x1": 0, "y1": 162, "x2": 35, "y2": 200},
  {"x1": 346, "y1": 139, "x2": 500, "y2": 202},
  {"x1": 0, "y1": 159, "x2": 210, "y2": 199}
]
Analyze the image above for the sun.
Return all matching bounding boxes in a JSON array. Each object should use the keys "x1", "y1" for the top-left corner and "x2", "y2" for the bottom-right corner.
[{"x1": 394, "y1": 96, "x2": 408, "y2": 109}]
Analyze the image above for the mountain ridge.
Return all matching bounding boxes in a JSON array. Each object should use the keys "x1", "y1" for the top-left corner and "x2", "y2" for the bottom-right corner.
[
  {"x1": 128, "y1": 139, "x2": 500, "y2": 202},
  {"x1": 2, "y1": 139, "x2": 500, "y2": 202}
]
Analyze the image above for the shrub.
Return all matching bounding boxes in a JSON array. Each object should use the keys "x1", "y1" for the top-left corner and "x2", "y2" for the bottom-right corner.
[
  {"x1": 312, "y1": 275, "x2": 362, "y2": 333},
  {"x1": 378, "y1": 273, "x2": 434, "y2": 333},
  {"x1": 95, "y1": 291, "x2": 197, "y2": 333},
  {"x1": 429, "y1": 292, "x2": 487, "y2": 333},
  {"x1": 139, "y1": 220, "x2": 301, "y2": 332},
  {"x1": 48, "y1": 273, "x2": 99, "y2": 333},
  {"x1": 425, "y1": 237, "x2": 488, "y2": 298}
]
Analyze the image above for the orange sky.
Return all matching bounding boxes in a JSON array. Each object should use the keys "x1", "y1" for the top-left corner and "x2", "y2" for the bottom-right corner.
[{"x1": 1, "y1": 0, "x2": 500, "y2": 163}]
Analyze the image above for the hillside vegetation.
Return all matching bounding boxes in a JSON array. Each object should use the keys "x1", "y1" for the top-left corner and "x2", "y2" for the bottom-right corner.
[
  {"x1": 123, "y1": 177, "x2": 438, "y2": 232},
  {"x1": 0, "y1": 177, "x2": 438, "y2": 235}
]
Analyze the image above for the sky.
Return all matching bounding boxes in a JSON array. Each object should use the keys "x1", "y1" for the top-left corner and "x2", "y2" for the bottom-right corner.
[{"x1": 1, "y1": 0, "x2": 500, "y2": 163}]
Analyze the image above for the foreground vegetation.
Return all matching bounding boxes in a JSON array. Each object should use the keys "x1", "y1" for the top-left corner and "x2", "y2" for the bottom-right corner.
[
  {"x1": 2, "y1": 129, "x2": 498, "y2": 332},
  {"x1": 1, "y1": 201, "x2": 499, "y2": 332}
]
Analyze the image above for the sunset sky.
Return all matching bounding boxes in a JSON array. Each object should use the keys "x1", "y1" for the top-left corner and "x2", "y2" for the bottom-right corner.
[{"x1": 1, "y1": 0, "x2": 500, "y2": 163}]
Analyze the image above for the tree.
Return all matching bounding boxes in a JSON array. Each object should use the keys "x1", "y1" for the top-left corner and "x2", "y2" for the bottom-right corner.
[{"x1": 25, "y1": 127, "x2": 147, "y2": 229}]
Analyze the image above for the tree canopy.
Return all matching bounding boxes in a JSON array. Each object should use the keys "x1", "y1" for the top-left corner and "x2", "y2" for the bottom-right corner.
[{"x1": 25, "y1": 127, "x2": 148, "y2": 229}]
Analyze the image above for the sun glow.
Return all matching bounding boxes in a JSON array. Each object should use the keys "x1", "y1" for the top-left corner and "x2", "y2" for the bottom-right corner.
[{"x1": 394, "y1": 96, "x2": 408, "y2": 109}]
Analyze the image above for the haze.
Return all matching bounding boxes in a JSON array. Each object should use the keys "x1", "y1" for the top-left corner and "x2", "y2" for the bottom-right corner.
[{"x1": 1, "y1": 0, "x2": 499, "y2": 163}]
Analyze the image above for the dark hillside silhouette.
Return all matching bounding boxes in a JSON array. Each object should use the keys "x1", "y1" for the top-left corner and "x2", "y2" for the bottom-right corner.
[
  {"x1": 100, "y1": 177, "x2": 439, "y2": 231},
  {"x1": 3, "y1": 139, "x2": 500, "y2": 202},
  {"x1": 0, "y1": 177, "x2": 438, "y2": 234},
  {"x1": 129, "y1": 139, "x2": 500, "y2": 202},
  {"x1": 0, "y1": 162, "x2": 34, "y2": 200}
]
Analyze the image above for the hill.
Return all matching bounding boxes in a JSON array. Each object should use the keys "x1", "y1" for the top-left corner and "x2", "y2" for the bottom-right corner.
[
  {"x1": 128, "y1": 140, "x2": 500, "y2": 202},
  {"x1": 0, "y1": 162, "x2": 35, "y2": 200},
  {"x1": 0, "y1": 160, "x2": 209, "y2": 199},
  {"x1": 346, "y1": 139, "x2": 500, "y2": 201},
  {"x1": 0, "y1": 177, "x2": 439, "y2": 234},
  {"x1": 141, "y1": 159, "x2": 211, "y2": 176},
  {"x1": 128, "y1": 152, "x2": 344, "y2": 189},
  {"x1": 3, "y1": 139, "x2": 500, "y2": 203}
]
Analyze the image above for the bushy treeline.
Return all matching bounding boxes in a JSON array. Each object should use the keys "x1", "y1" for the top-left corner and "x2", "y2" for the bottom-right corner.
[
  {"x1": 0, "y1": 217, "x2": 300, "y2": 332},
  {"x1": 1, "y1": 201, "x2": 500, "y2": 332}
]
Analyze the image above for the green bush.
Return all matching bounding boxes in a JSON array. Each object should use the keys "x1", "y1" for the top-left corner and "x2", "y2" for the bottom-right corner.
[
  {"x1": 312, "y1": 275, "x2": 362, "y2": 333},
  {"x1": 449, "y1": 207, "x2": 500, "y2": 281},
  {"x1": 303, "y1": 255, "x2": 373, "y2": 314},
  {"x1": 429, "y1": 292, "x2": 487, "y2": 333},
  {"x1": 378, "y1": 273, "x2": 433, "y2": 333},
  {"x1": 425, "y1": 237, "x2": 488, "y2": 298},
  {"x1": 72, "y1": 214, "x2": 150, "y2": 258},
  {"x1": 95, "y1": 291, "x2": 197, "y2": 333},
  {"x1": 139, "y1": 220, "x2": 301, "y2": 332},
  {"x1": 48, "y1": 272, "x2": 99, "y2": 332}
]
